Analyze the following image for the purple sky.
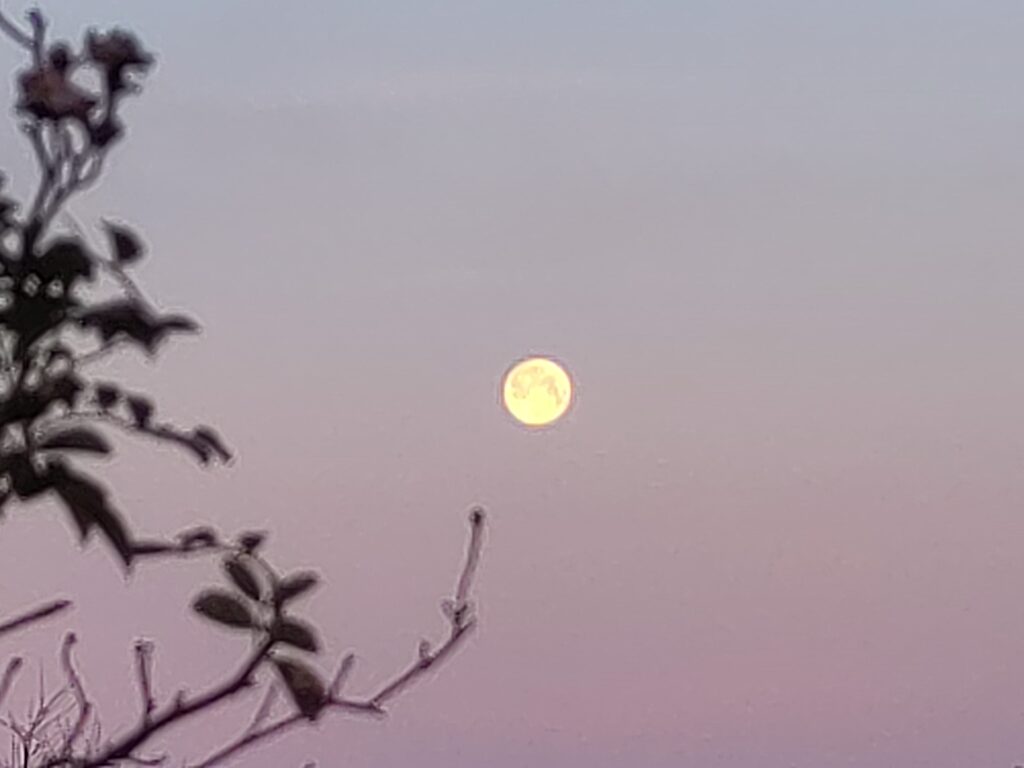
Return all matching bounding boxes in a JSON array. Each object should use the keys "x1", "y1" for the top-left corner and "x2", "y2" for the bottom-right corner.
[{"x1": 2, "y1": 1, "x2": 1024, "y2": 766}]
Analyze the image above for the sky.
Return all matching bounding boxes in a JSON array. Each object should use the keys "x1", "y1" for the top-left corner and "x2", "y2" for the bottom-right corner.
[{"x1": 1, "y1": 1, "x2": 1024, "y2": 766}]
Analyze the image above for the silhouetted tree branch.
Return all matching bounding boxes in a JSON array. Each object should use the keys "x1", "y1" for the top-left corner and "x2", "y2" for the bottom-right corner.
[
  {"x1": 0, "y1": 6, "x2": 489, "y2": 766},
  {"x1": 22, "y1": 511, "x2": 485, "y2": 768},
  {"x1": 0, "y1": 2, "x2": 228, "y2": 572},
  {"x1": 0, "y1": 601, "x2": 71, "y2": 640},
  {"x1": 190, "y1": 509, "x2": 486, "y2": 768}
]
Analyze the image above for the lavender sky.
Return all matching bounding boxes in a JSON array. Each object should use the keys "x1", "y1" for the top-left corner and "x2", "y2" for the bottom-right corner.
[{"x1": 2, "y1": 1, "x2": 1024, "y2": 766}]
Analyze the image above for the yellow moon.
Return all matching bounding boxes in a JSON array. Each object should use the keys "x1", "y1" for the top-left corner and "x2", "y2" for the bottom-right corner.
[{"x1": 502, "y1": 357, "x2": 573, "y2": 427}]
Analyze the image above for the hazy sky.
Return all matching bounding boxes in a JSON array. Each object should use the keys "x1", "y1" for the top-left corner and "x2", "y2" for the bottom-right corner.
[{"x1": 2, "y1": 2, "x2": 1024, "y2": 766}]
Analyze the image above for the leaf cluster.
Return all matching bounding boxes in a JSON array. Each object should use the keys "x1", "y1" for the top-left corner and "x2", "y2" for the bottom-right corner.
[
  {"x1": 193, "y1": 538, "x2": 328, "y2": 719},
  {"x1": 0, "y1": 21, "x2": 230, "y2": 567}
]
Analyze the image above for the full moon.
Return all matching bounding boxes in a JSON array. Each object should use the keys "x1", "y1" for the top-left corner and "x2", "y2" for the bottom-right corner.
[{"x1": 502, "y1": 357, "x2": 573, "y2": 427}]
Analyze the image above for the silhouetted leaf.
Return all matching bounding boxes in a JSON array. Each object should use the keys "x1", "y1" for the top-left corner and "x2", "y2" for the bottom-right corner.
[
  {"x1": 102, "y1": 221, "x2": 143, "y2": 264},
  {"x1": 49, "y1": 461, "x2": 133, "y2": 566},
  {"x1": 270, "y1": 618, "x2": 320, "y2": 653},
  {"x1": 1, "y1": 292, "x2": 73, "y2": 358},
  {"x1": 274, "y1": 572, "x2": 319, "y2": 606},
  {"x1": 223, "y1": 556, "x2": 261, "y2": 601},
  {"x1": 34, "y1": 239, "x2": 95, "y2": 284},
  {"x1": 42, "y1": 373, "x2": 85, "y2": 410},
  {"x1": 86, "y1": 28, "x2": 153, "y2": 92},
  {"x1": 272, "y1": 656, "x2": 326, "y2": 720},
  {"x1": 157, "y1": 313, "x2": 198, "y2": 333},
  {"x1": 89, "y1": 116, "x2": 122, "y2": 148},
  {"x1": 39, "y1": 426, "x2": 111, "y2": 455},
  {"x1": 94, "y1": 383, "x2": 120, "y2": 409},
  {"x1": 192, "y1": 426, "x2": 231, "y2": 462},
  {"x1": 180, "y1": 433, "x2": 212, "y2": 464},
  {"x1": 77, "y1": 300, "x2": 198, "y2": 352},
  {"x1": 0, "y1": 391, "x2": 46, "y2": 427},
  {"x1": 126, "y1": 394, "x2": 152, "y2": 427},
  {"x1": 7, "y1": 453, "x2": 52, "y2": 499},
  {"x1": 192, "y1": 590, "x2": 255, "y2": 629},
  {"x1": 236, "y1": 530, "x2": 266, "y2": 554}
]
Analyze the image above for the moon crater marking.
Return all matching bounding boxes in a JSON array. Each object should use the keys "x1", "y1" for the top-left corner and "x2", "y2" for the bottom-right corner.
[{"x1": 502, "y1": 357, "x2": 573, "y2": 427}]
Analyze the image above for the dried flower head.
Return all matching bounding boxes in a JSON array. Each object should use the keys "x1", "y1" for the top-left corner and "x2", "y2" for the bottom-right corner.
[
  {"x1": 85, "y1": 28, "x2": 152, "y2": 92},
  {"x1": 16, "y1": 65, "x2": 96, "y2": 122}
]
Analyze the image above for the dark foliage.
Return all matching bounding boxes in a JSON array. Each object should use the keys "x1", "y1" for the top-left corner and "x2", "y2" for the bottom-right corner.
[
  {"x1": 0, "y1": 16, "x2": 230, "y2": 567},
  {"x1": 0, "y1": 9, "x2": 487, "y2": 766}
]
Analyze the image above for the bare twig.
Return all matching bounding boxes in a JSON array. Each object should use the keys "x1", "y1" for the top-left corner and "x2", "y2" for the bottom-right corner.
[
  {"x1": 367, "y1": 619, "x2": 475, "y2": 708},
  {"x1": 370, "y1": 507, "x2": 484, "y2": 707},
  {"x1": 0, "y1": 6, "x2": 32, "y2": 50},
  {"x1": 133, "y1": 641, "x2": 155, "y2": 724},
  {"x1": 327, "y1": 654, "x2": 354, "y2": 699},
  {"x1": 44, "y1": 638, "x2": 273, "y2": 768},
  {"x1": 245, "y1": 686, "x2": 277, "y2": 735},
  {"x1": 0, "y1": 601, "x2": 72, "y2": 640},
  {"x1": 0, "y1": 659, "x2": 22, "y2": 713},
  {"x1": 455, "y1": 507, "x2": 484, "y2": 607},
  {"x1": 58, "y1": 633, "x2": 90, "y2": 758},
  {"x1": 24, "y1": 8, "x2": 44, "y2": 65},
  {"x1": 25, "y1": 124, "x2": 56, "y2": 226}
]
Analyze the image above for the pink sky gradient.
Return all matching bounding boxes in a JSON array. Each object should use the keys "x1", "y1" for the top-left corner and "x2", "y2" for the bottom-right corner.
[{"x1": 2, "y1": 2, "x2": 1024, "y2": 766}]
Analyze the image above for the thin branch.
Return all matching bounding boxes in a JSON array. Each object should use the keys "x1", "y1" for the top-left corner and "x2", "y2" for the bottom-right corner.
[
  {"x1": 0, "y1": 6, "x2": 32, "y2": 50},
  {"x1": 25, "y1": 124, "x2": 57, "y2": 227},
  {"x1": 187, "y1": 713, "x2": 298, "y2": 768},
  {"x1": 187, "y1": 693, "x2": 384, "y2": 768},
  {"x1": 244, "y1": 686, "x2": 277, "y2": 735},
  {"x1": 132, "y1": 641, "x2": 155, "y2": 725},
  {"x1": 45, "y1": 639, "x2": 273, "y2": 768},
  {"x1": 121, "y1": 755, "x2": 166, "y2": 766},
  {"x1": 0, "y1": 659, "x2": 22, "y2": 713},
  {"x1": 58, "y1": 634, "x2": 90, "y2": 758},
  {"x1": 189, "y1": 509, "x2": 486, "y2": 768},
  {"x1": 456, "y1": 507, "x2": 484, "y2": 608},
  {"x1": 367, "y1": 619, "x2": 475, "y2": 708},
  {"x1": 0, "y1": 600, "x2": 72, "y2": 640},
  {"x1": 41, "y1": 148, "x2": 107, "y2": 227},
  {"x1": 327, "y1": 654, "x2": 354, "y2": 699},
  {"x1": 370, "y1": 507, "x2": 485, "y2": 707},
  {"x1": 24, "y1": 8, "x2": 44, "y2": 65}
]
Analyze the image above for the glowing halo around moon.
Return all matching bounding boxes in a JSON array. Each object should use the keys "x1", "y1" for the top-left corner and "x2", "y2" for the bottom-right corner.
[{"x1": 501, "y1": 357, "x2": 573, "y2": 427}]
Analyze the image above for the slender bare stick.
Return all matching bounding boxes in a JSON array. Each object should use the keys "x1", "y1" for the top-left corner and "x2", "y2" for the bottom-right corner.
[
  {"x1": 245, "y1": 685, "x2": 277, "y2": 734},
  {"x1": 53, "y1": 632, "x2": 92, "y2": 763},
  {"x1": 0, "y1": 600, "x2": 72, "y2": 640},
  {"x1": 455, "y1": 507, "x2": 485, "y2": 607},
  {"x1": 0, "y1": 657, "x2": 23, "y2": 712},
  {"x1": 370, "y1": 508, "x2": 485, "y2": 707},
  {"x1": 45, "y1": 639, "x2": 274, "y2": 768},
  {"x1": 328, "y1": 653, "x2": 355, "y2": 699},
  {"x1": 133, "y1": 641, "x2": 156, "y2": 724},
  {"x1": 0, "y1": 5, "x2": 32, "y2": 50}
]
